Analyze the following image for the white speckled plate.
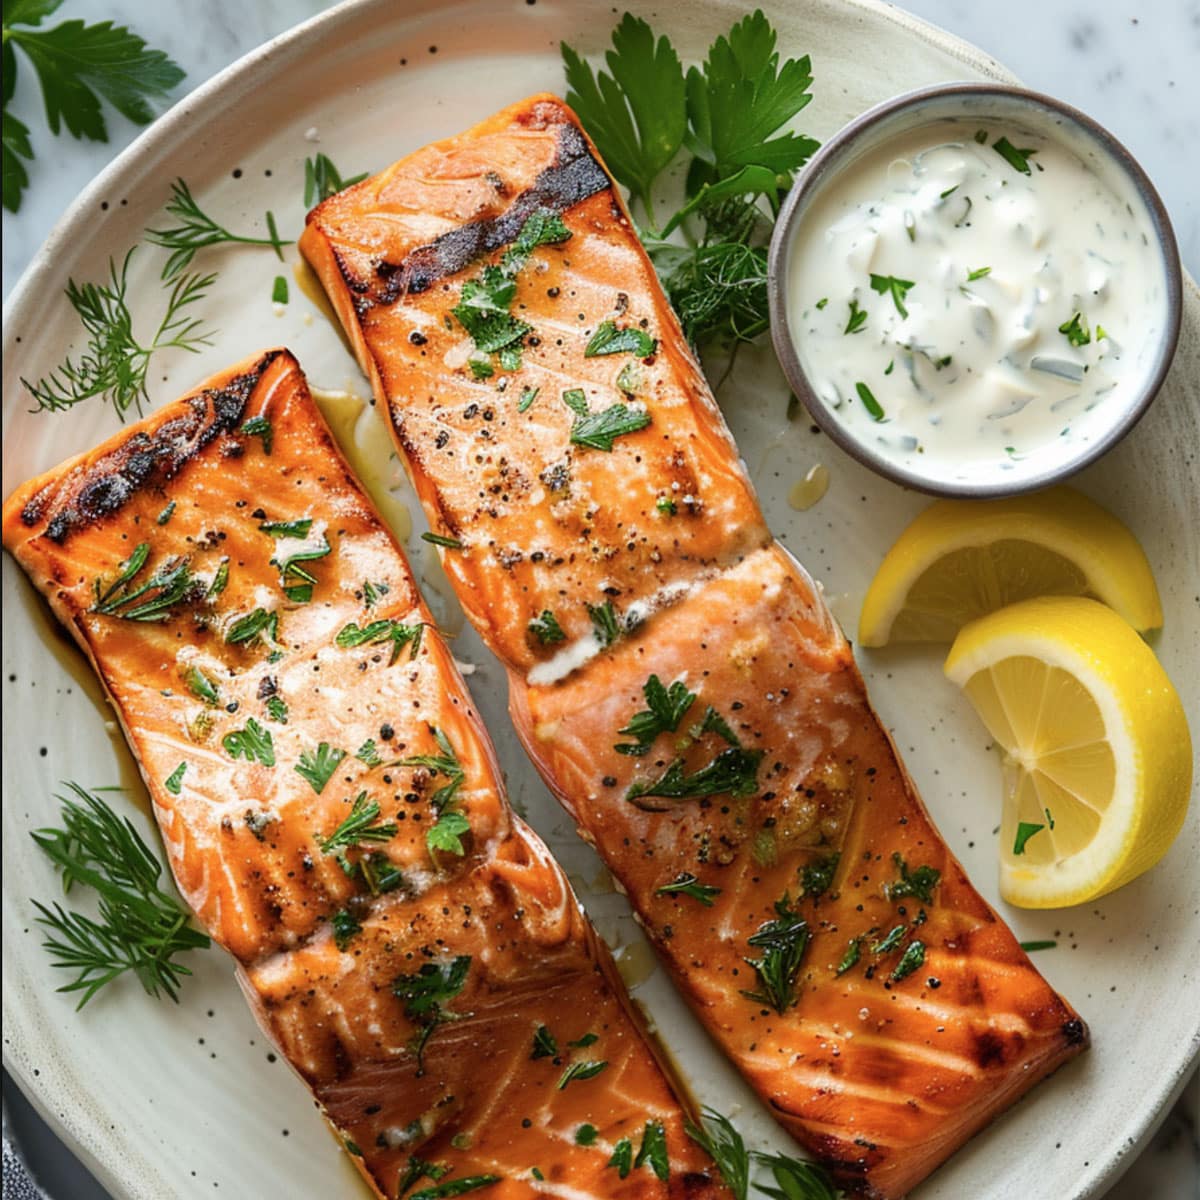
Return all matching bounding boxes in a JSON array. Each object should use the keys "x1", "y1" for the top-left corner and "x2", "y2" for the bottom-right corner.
[{"x1": 3, "y1": 1, "x2": 1197, "y2": 1197}]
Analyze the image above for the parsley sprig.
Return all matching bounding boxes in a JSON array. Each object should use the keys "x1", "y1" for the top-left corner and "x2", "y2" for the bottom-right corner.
[
  {"x1": 2, "y1": 2, "x2": 184, "y2": 212},
  {"x1": 616, "y1": 673, "x2": 696, "y2": 755},
  {"x1": 563, "y1": 11, "x2": 819, "y2": 353},
  {"x1": 393, "y1": 954, "x2": 471, "y2": 1075},
  {"x1": 30, "y1": 782, "x2": 210, "y2": 1008},
  {"x1": 21, "y1": 249, "x2": 214, "y2": 419},
  {"x1": 400, "y1": 726, "x2": 471, "y2": 860}
]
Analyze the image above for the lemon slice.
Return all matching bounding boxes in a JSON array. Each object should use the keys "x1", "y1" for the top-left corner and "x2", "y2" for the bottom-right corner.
[
  {"x1": 945, "y1": 596, "x2": 1191, "y2": 908},
  {"x1": 859, "y1": 487, "x2": 1162, "y2": 646}
]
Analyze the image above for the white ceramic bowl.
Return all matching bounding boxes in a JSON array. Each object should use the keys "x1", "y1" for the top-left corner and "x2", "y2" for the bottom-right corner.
[{"x1": 767, "y1": 83, "x2": 1183, "y2": 497}]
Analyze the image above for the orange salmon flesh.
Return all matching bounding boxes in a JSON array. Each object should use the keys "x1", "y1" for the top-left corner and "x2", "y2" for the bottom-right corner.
[
  {"x1": 300, "y1": 95, "x2": 1089, "y2": 1199},
  {"x1": 2, "y1": 350, "x2": 730, "y2": 1200}
]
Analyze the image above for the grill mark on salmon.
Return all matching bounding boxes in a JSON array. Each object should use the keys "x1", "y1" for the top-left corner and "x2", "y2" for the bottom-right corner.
[
  {"x1": 2, "y1": 350, "x2": 729, "y2": 1200},
  {"x1": 300, "y1": 95, "x2": 1089, "y2": 1199}
]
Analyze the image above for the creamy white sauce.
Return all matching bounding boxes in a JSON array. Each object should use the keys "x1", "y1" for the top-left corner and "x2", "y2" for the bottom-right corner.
[{"x1": 787, "y1": 119, "x2": 1165, "y2": 480}]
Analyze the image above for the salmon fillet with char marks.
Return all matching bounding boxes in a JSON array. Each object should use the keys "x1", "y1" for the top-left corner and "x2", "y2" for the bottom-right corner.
[
  {"x1": 2, "y1": 349, "x2": 730, "y2": 1200},
  {"x1": 300, "y1": 96, "x2": 1090, "y2": 1198}
]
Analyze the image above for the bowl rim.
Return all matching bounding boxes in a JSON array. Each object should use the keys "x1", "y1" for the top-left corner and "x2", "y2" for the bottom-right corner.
[{"x1": 766, "y1": 80, "x2": 1184, "y2": 498}]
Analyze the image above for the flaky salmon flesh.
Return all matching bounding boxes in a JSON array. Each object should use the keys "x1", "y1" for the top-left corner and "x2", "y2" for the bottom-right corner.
[
  {"x1": 2, "y1": 350, "x2": 731, "y2": 1200},
  {"x1": 300, "y1": 95, "x2": 1089, "y2": 1198}
]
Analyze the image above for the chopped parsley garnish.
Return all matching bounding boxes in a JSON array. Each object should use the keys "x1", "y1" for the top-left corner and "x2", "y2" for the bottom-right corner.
[
  {"x1": 90, "y1": 543, "x2": 199, "y2": 622},
  {"x1": 528, "y1": 609, "x2": 566, "y2": 645},
  {"x1": 225, "y1": 607, "x2": 278, "y2": 646},
  {"x1": 30, "y1": 782, "x2": 210, "y2": 1008},
  {"x1": 318, "y1": 793, "x2": 397, "y2": 857},
  {"x1": 992, "y1": 135, "x2": 1037, "y2": 175},
  {"x1": 452, "y1": 208, "x2": 570, "y2": 372},
  {"x1": 393, "y1": 955, "x2": 472, "y2": 1076},
  {"x1": 362, "y1": 579, "x2": 389, "y2": 609},
  {"x1": 358, "y1": 852, "x2": 405, "y2": 896},
  {"x1": 164, "y1": 762, "x2": 187, "y2": 795},
  {"x1": 517, "y1": 386, "x2": 540, "y2": 413},
  {"x1": 634, "y1": 1121, "x2": 669, "y2": 1182},
  {"x1": 558, "y1": 1059, "x2": 608, "y2": 1089},
  {"x1": 259, "y1": 518, "x2": 330, "y2": 602},
  {"x1": 1013, "y1": 821, "x2": 1045, "y2": 855},
  {"x1": 655, "y1": 872, "x2": 721, "y2": 906},
  {"x1": 221, "y1": 717, "x2": 274, "y2": 767},
  {"x1": 563, "y1": 389, "x2": 651, "y2": 452},
  {"x1": 800, "y1": 852, "x2": 840, "y2": 898},
  {"x1": 815, "y1": 297, "x2": 829, "y2": 310},
  {"x1": 656, "y1": 496, "x2": 677, "y2": 515},
  {"x1": 967, "y1": 266, "x2": 992, "y2": 281},
  {"x1": 575, "y1": 1124, "x2": 598, "y2": 1146},
  {"x1": 531, "y1": 1024, "x2": 558, "y2": 1059},
  {"x1": 844, "y1": 297, "x2": 868, "y2": 335},
  {"x1": 568, "y1": 1032, "x2": 599, "y2": 1048},
  {"x1": 616, "y1": 361, "x2": 644, "y2": 395},
  {"x1": 1058, "y1": 311, "x2": 1091, "y2": 347},
  {"x1": 608, "y1": 1138, "x2": 634, "y2": 1179},
  {"x1": 890, "y1": 939, "x2": 925, "y2": 982},
  {"x1": 835, "y1": 935, "x2": 862, "y2": 976},
  {"x1": 185, "y1": 665, "x2": 219, "y2": 705},
  {"x1": 885, "y1": 853, "x2": 940, "y2": 904},
  {"x1": 355, "y1": 739, "x2": 382, "y2": 767},
  {"x1": 1020, "y1": 940, "x2": 1058, "y2": 952},
  {"x1": 584, "y1": 319, "x2": 657, "y2": 358},
  {"x1": 398, "y1": 1158, "x2": 449, "y2": 1196},
  {"x1": 156, "y1": 501, "x2": 176, "y2": 526},
  {"x1": 615, "y1": 673, "x2": 696, "y2": 755},
  {"x1": 294, "y1": 742, "x2": 346, "y2": 795},
  {"x1": 400, "y1": 726, "x2": 470, "y2": 860},
  {"x1": 335, "y1": 618, "x2": 423, "y2": 665},
  {"x1": 740, "y1": 894, "x2": 809, "y2": 1013},
  {"x1": 330, "y1": 908, "x2": 362, "y2": 952},
  {"x1": 468, "y1": 356, "x2": 494, "y2": 380},
  {"x1": 855, "y1": 381, "x2": 885, "y2": 421},
  {"x1": 302, "y1": 152, "x2": 368, "y2": 206},
  {"x1": 871, "y1": 924, "x2": 907, "y2": 955},
  {"x1": 271, "y1": 275, "x2": 288, "y2": 304},
  {"x1": 626, "y1": 706, "x2": 757, "y2": 809},
  {"x1": 586, "y1": 599, "x2": 622, "y2": 647},
  {"x1": 421, "y1": 532, "x2": 463, "y2": 549},
  {"x1": 265, "y1": 695, "x2": 288, "y2": 723},
  {"x1": 240, "y1": 415, "x2": 272, "y2": 454},
  {"x1": 869, "y1": 273, "x2": 915, "y2": 318}
]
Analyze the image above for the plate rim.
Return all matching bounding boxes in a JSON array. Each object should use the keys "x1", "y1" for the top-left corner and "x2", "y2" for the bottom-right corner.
[{"x1": 3, "y1": 1, "x2": 1196, "y2": 1197}]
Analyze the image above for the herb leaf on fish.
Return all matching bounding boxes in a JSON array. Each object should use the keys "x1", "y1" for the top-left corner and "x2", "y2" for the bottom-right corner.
[
  {"x1": 393, "y1": 954, "x2": 472, "y2": 1076},
  {"x1": 740, "y1": 894, "x2": 809, "y2": 1013},
  {"x1": 616, "y1": 674, "x2": 697, "y2": 755}
]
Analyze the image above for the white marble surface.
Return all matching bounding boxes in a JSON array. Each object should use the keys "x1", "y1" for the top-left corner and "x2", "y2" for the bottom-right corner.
[{"x1": 2, "y1": 1, "x2": 1196, "y2": 1198}]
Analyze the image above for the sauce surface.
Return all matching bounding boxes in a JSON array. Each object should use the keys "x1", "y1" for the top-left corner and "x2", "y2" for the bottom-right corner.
[{"x1": 786, "y1": 119, "x2": 1165, "y2": 482}]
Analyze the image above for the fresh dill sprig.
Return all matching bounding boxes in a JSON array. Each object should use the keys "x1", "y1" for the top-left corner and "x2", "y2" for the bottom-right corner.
[
  {"x1": 30, "y1": 782, "x2": 210, "y2": 1009},
  {"x1": 20, "y1": 248, "x2": 214, "y2": 420},
  {"x1": 147, "y1": 177, "x2": 290, "y2": 280}
]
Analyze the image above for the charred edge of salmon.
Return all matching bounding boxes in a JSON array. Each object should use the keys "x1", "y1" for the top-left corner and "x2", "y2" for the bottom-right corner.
[
  {"x1": 14, "y1": 349, "x2": 285, "y2": 544},
  {"x1": 332, "y1": 118, "x2": 609, "y2": 313}
]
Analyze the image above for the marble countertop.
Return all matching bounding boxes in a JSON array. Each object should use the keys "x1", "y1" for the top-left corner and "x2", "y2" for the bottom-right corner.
[{"x1": 2, "y1": 1, "x2": 1197, "y2": 1198}]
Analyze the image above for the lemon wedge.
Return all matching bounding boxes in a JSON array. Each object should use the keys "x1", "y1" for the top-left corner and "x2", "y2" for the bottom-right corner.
[
  {"x1": 944, "y1": 596, "x2": 1191, "y2": 908},
  {"x1": 859, "y1": 487, "x2": 1162, "y2": 646}
]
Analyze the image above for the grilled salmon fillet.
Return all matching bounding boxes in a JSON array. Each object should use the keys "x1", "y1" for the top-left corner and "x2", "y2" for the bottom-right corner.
[
  {"x1": 2, "y1": 350, "x2": 730, "y2": 1200},
  {"x1": 300, "y1": 96, "x2": 1090, "y2": 1198}
]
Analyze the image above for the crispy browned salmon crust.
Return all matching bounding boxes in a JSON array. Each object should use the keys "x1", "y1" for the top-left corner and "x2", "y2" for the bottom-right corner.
[
  {"x1": 2, "y1": 350, "x2": 729, "y2": 1200},
  {"x1": 300, "y1": 96, "x2": 1089, "y2": 1199}
]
